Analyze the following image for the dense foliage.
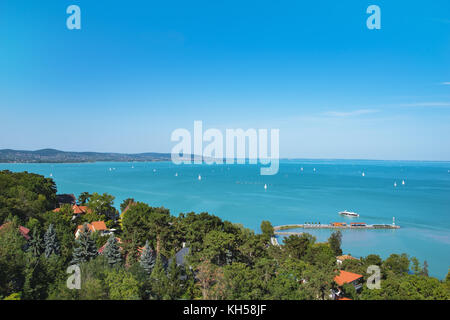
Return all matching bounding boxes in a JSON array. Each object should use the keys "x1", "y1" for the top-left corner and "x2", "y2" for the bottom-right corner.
[{"x1": 0, "y1": 170, "x2": 448, "y2": 300}]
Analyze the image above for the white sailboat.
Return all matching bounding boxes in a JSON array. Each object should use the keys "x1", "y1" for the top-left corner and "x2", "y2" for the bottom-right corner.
[
  {"x1": 50, "y1": 173, "x2": 53, "y2": 177},
  {"x1": 264, "y1": 184, "x2": 267, "y2": 190},
  {"x1": 402, "y1": 180, "x2": 405, "y2": 185},
  {"x1": 198, "y1": 174, "x2": 202, "y2": 181},
  {"x1": 394, "y1": 181, "x2": 397, "y2": 187},
  {"x1": 362, "y1": 172, "x2": 365, "y2": 177}
]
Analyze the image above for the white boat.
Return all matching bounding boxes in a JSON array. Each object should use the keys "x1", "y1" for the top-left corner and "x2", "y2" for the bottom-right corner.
[
  {"x1": 402, "y1": 180, "x2": 405, "y2": 185},
  {"x1": 175, "y1": 173, "x2": 178, "y2": 177},
  {"x1": 362, "y1": 172, "x2": 365, "y2": 177},
  {"x1": 264, "y1": 184, "x2": 267, "y2": 190},
  {"x1": 339, "y1": 210, "x2": 359, "y2": 217},
  {"x1": 300, "y1": 167, "x2": 304, "y2": 172},
  {"x1": 313, "y1": 168, "x2": 316, "y2": 172},
  {"x1": 198, "y1": 174, "x2": 202, "y2": 181},
  {"x1": 394, "y1": 181, "x2": 397, "y2": 187}
]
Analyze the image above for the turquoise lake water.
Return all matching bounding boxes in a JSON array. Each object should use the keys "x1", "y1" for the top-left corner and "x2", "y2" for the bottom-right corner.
[{"x1": 1, "y1": 160, "x2": 449, "y2": 278}]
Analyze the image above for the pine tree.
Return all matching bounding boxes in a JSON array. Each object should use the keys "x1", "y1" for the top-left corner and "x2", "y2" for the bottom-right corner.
[
  {"x1": 28, "y1": 229, "x2": 43, "y2": 257},
  {"x1": 150, "y1": 255, "x2": 169, "y2": 299},
  {"x1": 71, "y1": 225, "x2": 98, "y2": 265},
  {"x1": 44, "y1": 224, "x2": 60, "y2": 258},
  {"x1": 166, "y1": 258, "x2": 185, "y2": 299},
  {"x1": 104, "y1": 234, "x2": 122, "y2": 267},
  {"x1": 422, "y1": 260, "x2": 429, "y2": 277},
  {"x1": 139, "y1": 240, "x2": 156, "y2": 274}
]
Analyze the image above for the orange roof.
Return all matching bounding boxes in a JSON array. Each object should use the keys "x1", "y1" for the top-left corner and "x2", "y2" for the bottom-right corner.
[
  {"x1": 91, "y1": 221, "x2": 107, "y2": 231},
  {"x1": 76, "y1": 221, "x2": 108, "y2": 234},
  {"x1": 337, "y1": 297, "x2": 352, "y2": 300},
  {"x1": 337, "y1": 255, "x2": 358, "y2": 261},
  {"x1": 54, "y1": 204, "x2": 91, "y2": 214},
  {"x1": 334, "y1": 270, "x2": 363, "y2": 286}
]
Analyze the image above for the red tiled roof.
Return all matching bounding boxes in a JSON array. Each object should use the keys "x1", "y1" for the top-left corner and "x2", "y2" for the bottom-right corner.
[
  {"x1": 54, "y1": 204, "x2": 91, "y2": 214},
  {"x1": 334, "y1": 270, "x2": 363, "y2": 286},
  {"x1": 91, "y1": 221, "x2": 107, "y2": 231},
  {"x1": 0, "y1": 223, "x2": 30, "y2": 240},
  {"x1": 76, "y1": 221, "x2": 108, "y2": 234}
]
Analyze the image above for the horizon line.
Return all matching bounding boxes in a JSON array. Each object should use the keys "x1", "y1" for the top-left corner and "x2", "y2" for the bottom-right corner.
[{"x1": 1, "y1": 148, "x2": 450, "y2": 163}]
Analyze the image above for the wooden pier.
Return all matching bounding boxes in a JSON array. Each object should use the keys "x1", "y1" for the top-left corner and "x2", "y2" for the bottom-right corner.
[{"x1": 274, "y1": 222, "x2": 400, "y2": 234}]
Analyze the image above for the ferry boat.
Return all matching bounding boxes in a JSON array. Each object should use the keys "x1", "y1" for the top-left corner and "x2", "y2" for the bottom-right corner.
[{"x1": 339, "y1": 210, "x2": 359, "y2": 217}]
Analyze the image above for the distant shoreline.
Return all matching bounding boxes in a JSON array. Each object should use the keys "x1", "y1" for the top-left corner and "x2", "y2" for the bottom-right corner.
[{"x1": 1, "y1": 148, "x2": 450, "y2": 164}]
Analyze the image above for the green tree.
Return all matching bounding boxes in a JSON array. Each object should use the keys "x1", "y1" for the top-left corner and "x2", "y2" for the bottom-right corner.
[
  {"x1": 0, "y1": 220, "x2": 26, "y2": 297},
  {"x1": 120, "y1": 198, "x2": 135, "y2": 212},
  {"x1": 71, "y1": 225, "x2": 97, "y2": 265},
  {"x1": 78, "y1": 192, "x2": 91, "y2": 205},
  {"x1": 105, "y1": 268, "x2": 140, "y2": 300},
  {"x1": 28, "y1": 229, "x2": 43, "y2": 258},
  {"x1": 203, "y1": 230, "x2": 237, "y2": 266},
  {"x1": 139, "y1": 240, "x2": 156, "y2": 275},
  {"x1": 382, "y1": 253, "x2": 410, "y2": 276},
  {"x1": 103, "y1": 234, "x2": 122, "y2": 267},
  {"x1": 150, "y1": 255, "x2": 169, "y2": 299},
  {"x1": 328, "y1": 231, "x2": 343, "y2": 256},
  {"x1": 165, "y1": 258, "x2": 185, "y2": 299},
  {"x1": 284, "y1": 233, "x2": 316, "y2": 260},
  {"x1": 260, "y1": 220, "x2": 274, "y2": 238},
  {"x1": 44, "y1": 224, "x2": 60, "y2": 258},
  {"x1": 0, "y1": 170, "x2": 57, "y2": 224},
  {"x1": 87, "y1": 192, "x2": 118, "y2": 221}
]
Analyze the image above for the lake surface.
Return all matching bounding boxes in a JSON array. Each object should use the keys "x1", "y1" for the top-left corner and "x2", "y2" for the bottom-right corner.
[{"x1": 1, "y1": 160, "x2": 449, "y2": 278}]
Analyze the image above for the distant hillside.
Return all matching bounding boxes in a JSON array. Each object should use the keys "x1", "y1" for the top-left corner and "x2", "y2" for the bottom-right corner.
[{"x1": 0, "y1": 149, "x2": 174, "y2": 163}]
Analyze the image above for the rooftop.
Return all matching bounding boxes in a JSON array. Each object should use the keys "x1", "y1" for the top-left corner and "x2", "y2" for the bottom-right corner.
[{"x1": 334, "y1": 270, "x2": 363, "y2": 286}]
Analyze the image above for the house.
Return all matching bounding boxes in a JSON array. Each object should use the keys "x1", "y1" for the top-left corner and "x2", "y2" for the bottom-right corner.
[
  {"x1": 332, "y1": 270, "x2": 364, "y2": 299},
  {"x1": 0, "y1": 222, "x2": 31, "y2": 240},
  {"x1": 56, "y1": 194, "x2": 76, "y2": 207},
  {"x1": 174, "y1": 245, "x2": 190, "y2": 267},
  {"x1": 54, "y1": 204, "x2": 92, "y2": 216},
  {"x1": 336, "y1": 254, "x2": 358, "y2": 265},
  {"x1": 75, "y1": 221, "x2": 110, "y2": 239}
]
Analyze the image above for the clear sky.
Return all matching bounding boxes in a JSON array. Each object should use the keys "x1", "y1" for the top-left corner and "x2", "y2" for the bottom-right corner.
[{"x1": 1, "y1": 0, "x2": 449, "y2": 160}]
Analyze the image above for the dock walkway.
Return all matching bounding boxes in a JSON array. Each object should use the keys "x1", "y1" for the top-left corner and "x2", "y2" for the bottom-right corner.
[{"x1": 273, "y1": 223, "x2": 399, "y2": 234}]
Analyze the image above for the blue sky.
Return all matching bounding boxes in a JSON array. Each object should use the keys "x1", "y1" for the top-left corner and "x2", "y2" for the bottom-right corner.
[{"x1": 0, "y1": 0, "x2": 449, "y2": 160}]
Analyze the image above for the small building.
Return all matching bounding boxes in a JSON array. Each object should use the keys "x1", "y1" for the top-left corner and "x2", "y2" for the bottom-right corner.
[
  {"x1": 336, "y1": 254, "x2": 358, "y2": 265},
  {"x1": 331, "y1": 222, "x2": 347, "y2": 227},
  {"x1": 174, "y1": 246, "x2": 190, "y2": 267},
  {"x1": 54, "y1": 204, "x2": 92, "y2": 216},
  {"x1": 332, "y1": 270, "x2": 364, "y2": 299},
  {"x1": 350, "y1": 222, "x2": 367, "y2": 227},
  {"x1": 75, "y1": 221, "x2": 110, "y2": 239}
]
